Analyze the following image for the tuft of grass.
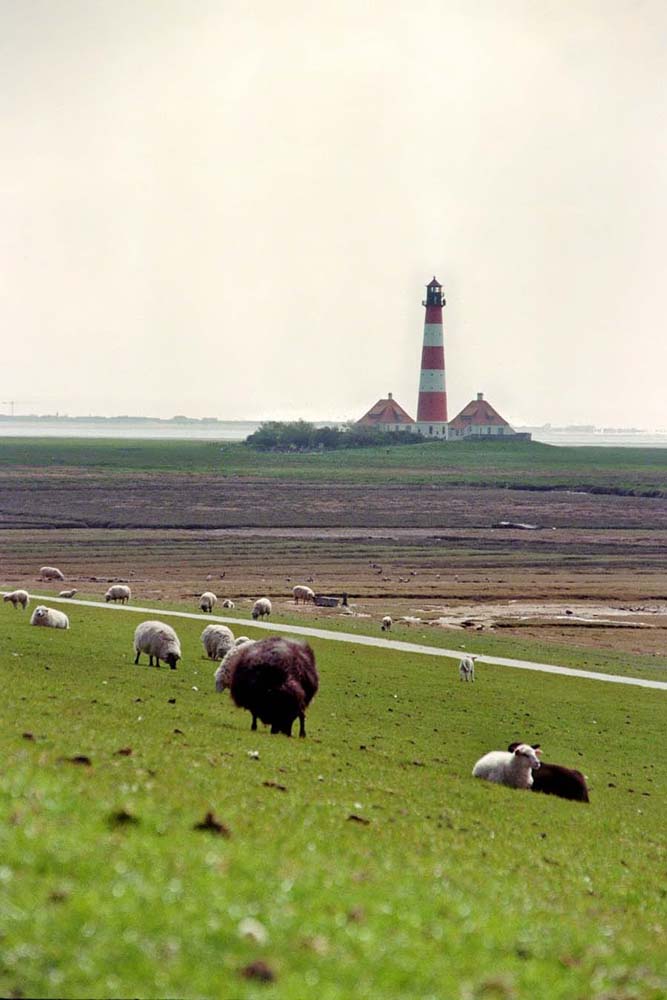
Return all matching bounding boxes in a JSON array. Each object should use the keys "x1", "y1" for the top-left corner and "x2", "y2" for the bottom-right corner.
[{"x1": 1, "y1": 605, "x2": 667, "y2": 998}]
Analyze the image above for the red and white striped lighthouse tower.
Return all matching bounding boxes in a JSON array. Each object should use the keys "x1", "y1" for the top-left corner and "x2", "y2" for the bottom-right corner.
[{"x1": 415, "y1": 276, "x2": 448, "y2": 437}]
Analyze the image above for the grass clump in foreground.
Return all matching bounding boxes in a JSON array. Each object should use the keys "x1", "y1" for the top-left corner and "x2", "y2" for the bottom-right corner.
[{"x1": 2, "y1": 606, "x2": 667, "y2": 999}]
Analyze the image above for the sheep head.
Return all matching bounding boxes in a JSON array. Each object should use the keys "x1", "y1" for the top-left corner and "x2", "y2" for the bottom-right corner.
[{"x1": 512, "y1": 744, "x2": 541, "y2": 769}]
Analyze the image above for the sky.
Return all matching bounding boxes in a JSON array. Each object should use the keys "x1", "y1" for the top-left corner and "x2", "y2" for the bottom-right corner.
[{"x1": 2, "y1": 0, "x2": 666, "y2": 427}]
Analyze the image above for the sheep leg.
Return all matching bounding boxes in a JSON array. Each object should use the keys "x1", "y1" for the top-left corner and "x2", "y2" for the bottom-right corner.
[
  {"x1": 298, "y1": 713, "x2": 306, "y2": 738},
  {"x1": 251, "y1": 715, "x2": 258, "y2": 731},
  {"x1": 134, "y1": 651, "x2": 141, "y2": 665}
]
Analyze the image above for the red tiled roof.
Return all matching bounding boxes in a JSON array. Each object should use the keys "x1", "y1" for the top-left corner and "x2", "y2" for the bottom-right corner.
[
  {"x1": 449, "y1": 398, "x2": 510, "y2": 429},
  {"x1": 357, "y1": 397, "x2": 415, "y2": 425}
]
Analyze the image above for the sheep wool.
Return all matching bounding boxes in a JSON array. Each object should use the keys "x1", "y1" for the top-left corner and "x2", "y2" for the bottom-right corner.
[
  {"x1": 59, "y1": 589, "x2": 77, "y2": 599},
  {"x1": 105, "y1": 584, "x2": 131, "y2": 604},
  {"x1": 381, "y1": 615, "x2": 392, "y2": 631},
  {"x1": 292, "y1": 585, "x2": 315, "y2": 604},
  {"x1": 39, "y1": 566, "x2": 65, "y2": 581},
  {"x1": 472, "y1": 744, "x2": 541, "y2": 789},
  {"x1": 30, "y1": 605, "x2": 69, "y2": 629},
  {"x1": 459, "y1": 655, "x2": 477, "y2": 682},
  {"x1": 221, "y1": 599, "x2": 235, "y2": 609},
  {"x1": 201, "y1": 624, "x2": 235, "y2": 661},
  {"x1": 213, "y1": 640, "x2": 256, "y2": 693},
  {"x1": 3, "y1": 590, "x2": 30, "y2": 610},
  {"x1": 133, "y1": 621, "x2": 181, "y2": 669},
  {"x1": 507, "y1": 743, "x2": 590, "y2": 803},
  {"x1": 199, "y1": 591, "x2": 217, "y2": 613},
  {"x1": 229, "y1": 637, "x2": 319, "y2": 737},
  {"x1": 251, "y1": 597, "x2": 272, "y2": 620}
]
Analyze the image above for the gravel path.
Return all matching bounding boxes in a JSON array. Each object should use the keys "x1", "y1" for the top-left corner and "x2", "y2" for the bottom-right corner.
[{"x1": 7, "y1": 593, "x2": 667, "y2": 691}]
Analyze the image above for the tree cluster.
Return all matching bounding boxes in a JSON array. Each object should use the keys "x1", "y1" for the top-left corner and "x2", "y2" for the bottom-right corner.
[{"x1": 245, "y1": 421, "x2": 422, "y2": 451}]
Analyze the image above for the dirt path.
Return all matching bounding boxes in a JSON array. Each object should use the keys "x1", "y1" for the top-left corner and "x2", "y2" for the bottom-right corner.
[{"x1": 9, "y1": 592, "x2": 667, "y2": 692}]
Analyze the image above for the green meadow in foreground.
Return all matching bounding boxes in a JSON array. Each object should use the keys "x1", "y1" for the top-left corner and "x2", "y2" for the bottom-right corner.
[
  {"x1": 2, "y1": 606, "x2": 667, "y2": 999},
  {"x1": 2, "y1": 436, "x2": 666, "y2": 492}
]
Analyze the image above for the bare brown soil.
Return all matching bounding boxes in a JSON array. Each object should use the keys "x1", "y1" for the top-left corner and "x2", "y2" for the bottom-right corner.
[{"x1": 1, "y1": 472, "x2": 666, "y2": 662}]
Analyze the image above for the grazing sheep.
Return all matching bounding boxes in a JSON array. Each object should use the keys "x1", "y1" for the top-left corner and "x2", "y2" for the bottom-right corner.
[
  {"x1": 459, "y1": 654, "x2": 478, "y2": 682},
  {"x1": 30, "y1": 605, "x2": 69, "y2": 630},
  {"x1": 221, "y1": 599, "x2": 235, "y2": 609},
  {"x1": 472, "y1": 744, "x2": 541, "y2": 789},
  {"x1": 251, "y1": 597, "x2": 272, "y2": 620},
  {"x1": 105, "y1": 584, "x2": 131, "y2": 604},
  {"x1": 293, "y1": 585, "x2": 315, "y2": 605},
  {"x1": 3, "y1": 589, "x2": 30, "y2": 610},
  {"x1": 508, "y1": 743, "x2": 590, "y2": 803},
  {"x1": 39, "y1": 566, "x2": 65, "y2": 582},
  {"x1": 201, "y1": 624, "x2": 235, "y2": 660},
  {"x1": 229, "y1": 637, "x2": 319, "y2": 737},
  {"x1": 133, "y1": 621, "x2": 181, "y2": 669},
  {"x1": 59, "y1": 589, "x2": 77, "y2": 599},
  {"x1": 214, "y1": 640, "x2": 256, "y2": 693},
  {"x1": 199, "y1": 591, "x2": 217, "y2": 613},
  {"x1": 381, "y1": 615, "x2": 392, "y2": 632}
]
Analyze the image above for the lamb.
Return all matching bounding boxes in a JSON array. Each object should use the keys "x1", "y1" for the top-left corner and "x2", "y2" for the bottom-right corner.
[
  {"x1": 472, "y1": 743, "x2": 541, "y2": 789},
  {"x1": 381, "y1": 615, "x2": 392, "y2": 631},
  {"x1": 293, "y1": 585, "x2": 315, "y2": 604},
  {"x1": 459, "y1": 654, "x2": 478, "y2": 682},
  {"x1": 228, "y1": 637, "x2": 319, "y2": 737},
  {"x1": 201, "y1": 624, "x2": 235, "y2": 660},
  {"x1": 105, "y1": 584, "x2": 131, "y2": 604},
  {"x1": 133, "y1": 620, "x2": 181, "y2": 669},
  {"x1": 3, "y1": 589, "x2": 30, "y2": 610},
  {"x1": 251, "y1": 597, "x2": 272, "y2": 620},
  {"x1": 199, "y1": 591, "x2": 217, "y2": 613},
  {"x1": 221, "y1": 599, "x2": 235, "y2": 609},
  {"x1": 30, "y1": 605, "x2": 69, "y2": 629},
  {"x1": 508, "y1": 743, "x2": 590, "y2": 803},
  {"x1": 39, "y1": 566, "x2": 65, "y2": 581},
  {"x1": 59, "y1": 589, "x2": 77, "y2": 599},
  {"x1": 214, "y1": 639, "x2": 256, "y2": 692}
]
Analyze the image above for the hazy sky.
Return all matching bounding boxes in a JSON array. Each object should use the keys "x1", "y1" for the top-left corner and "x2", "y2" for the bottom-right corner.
[{"x1": 2, "y1": 1, "x2": 666, "y2": 427}]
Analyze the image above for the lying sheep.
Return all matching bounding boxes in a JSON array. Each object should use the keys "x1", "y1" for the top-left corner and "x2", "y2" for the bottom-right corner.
[
  {"x1": 214, "y1": 639, "x2": 256, "y2": 692},
  {"x1": 293, "y1": 585, "x2": 315, "y2": 604},
  {"x1": 381, "y1": 615, "x2": 392, "y2": 632},
  {"x1": 221, "y1": 599, "x2": 235, "y2": 609},
  {"x1": 199, "y1": 591, "x2": 217, "y2": 613},
  {"x1": 459, "y1": 654, "x2": 478, "y2": 682},
  {"x1": 201, "y1": 624, "x2": 235, "y2": 660},
  {"x1": 105, "y1": 584, "x2": 131, "y2": 604},
  {"x1": 252, "y1": 597, "x2": 272, "y2": 620},
  {"x1": 229, "y1": 637, "x2": 319, "y2": 737},
  {"x1": 3, "y1": 589, "x2": 30, "y2": 610},
  {"x1": 59, "y1": 589, "x2": 77, "y2": 599},
  {"x1": 133, "y1": 621, "x2": 181, "y2": 669},
  {"x1": 39, "y1": 566, "x2": 65, "y2": 582},
  {"x1": 30, "y1": 605, "x2": 69, "y2": 629},
  {"x1": 508, "y1": 743, "x2": 590, "y2": 803},
  {"x1": 472, "y1": 743, "x2": 541, "y2": 789}
]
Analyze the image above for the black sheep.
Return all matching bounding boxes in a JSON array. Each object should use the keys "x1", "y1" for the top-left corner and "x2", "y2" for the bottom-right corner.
[
  {"x1": 508, "y1": 743, "x2": 590, "y2": 803},
  {"x1": 229, "y1": 637, "x2": 319, "y2": 737}
]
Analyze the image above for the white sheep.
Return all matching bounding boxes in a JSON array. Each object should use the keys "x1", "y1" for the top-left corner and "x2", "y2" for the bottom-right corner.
[
  {"x1": 199, "y1": 591, "x2": 217, "y2": 613},
  {"x1": 459, "y1": 654, "x2": 478, "y2": 682},
  {"x1": 221, "y1": 598, "x2": 235, "y2": 609},
  {"x1": 39, "y1": 566, "x2": 65, "y2": 582},
  {"x1": 214, "y1": 639, "x2": 256, "y2": 692},
  {"x1": 381, "y1": 615, "x2": 392, "y2": 632},
  {"x1": 3, "y1": 589, "x2": 30, "y2": 610},
  {"x1": 30, "y1": 605, "x2": 69, "y2": 629},
  {"x1": 105, "y1": 584, "x2": 131, "y2": 604},
  {"x1": 293, "y1": 585, "x2": 315, "y2": 604},
  {"x1": 252, "y1": 597, "x2": 272, "y2": 620},
  {"x1": 472, "y1": 744, "x2": 541, "y2": 789},
  {"x1": 59, "y1": 589, "x2": 77, "y2": 599},
  {"x1": 235, "y1": 636, "x2": 251, "y2": 646},
  {"x1": 201, "y1": 624, "x2": 235, "y2": 660},
  {"x1": 133, "y1": 621, "x2": 181, "y2": 669}
]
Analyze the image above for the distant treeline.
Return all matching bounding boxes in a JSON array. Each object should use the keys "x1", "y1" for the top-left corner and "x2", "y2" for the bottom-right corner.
[
  {"x1": 0, "y1": 414, "x2": 226, "y2": 424},
  {"x1": 245, "y1": 420, "x2": 422, "y2": 451}
]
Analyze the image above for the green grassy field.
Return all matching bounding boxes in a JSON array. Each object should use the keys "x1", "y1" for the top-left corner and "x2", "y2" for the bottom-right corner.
[
  {"x1": 3, "y1": 604, "x2": 667, "y2": 999},
  {"x1": 1, "y1": 437, "x2": 666, "y2": 492}
]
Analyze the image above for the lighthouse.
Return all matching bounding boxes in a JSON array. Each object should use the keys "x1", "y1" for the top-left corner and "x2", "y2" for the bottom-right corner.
[{"x1": 415, "y1": 276, "x2": 448, "y2": 437}]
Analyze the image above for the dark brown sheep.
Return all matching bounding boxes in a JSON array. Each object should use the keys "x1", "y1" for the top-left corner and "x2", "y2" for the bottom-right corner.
[
  {"x1": 508, "y1": 743, "x2": 590, "y2": 803},
  {"x1": 229, "y1": 637, "x2": 319, "y2": 737}
]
